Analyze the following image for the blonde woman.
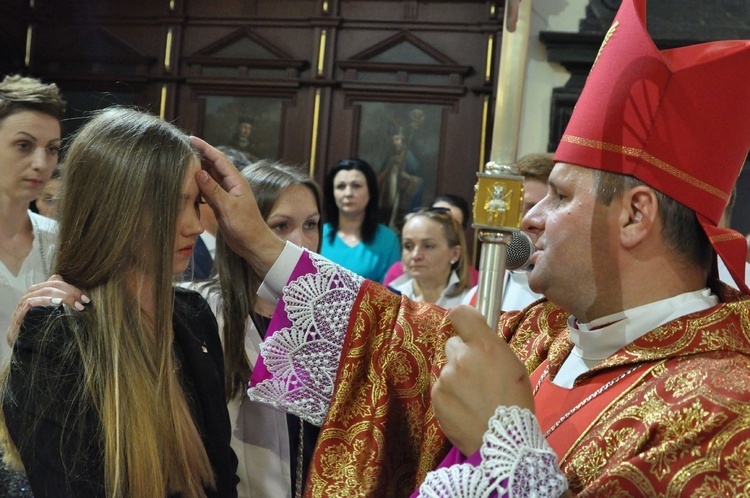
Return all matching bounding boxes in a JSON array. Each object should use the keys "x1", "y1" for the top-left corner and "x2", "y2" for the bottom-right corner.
[
  {"x1": 389, "y1": 207, "x2": 473, "y2": 308},
  {"x1": 0, "y1": 108, "x2": 237, "y2": 497},
  {"x1": 14, "y1": 160, "x2": 323, "y2": 497}
]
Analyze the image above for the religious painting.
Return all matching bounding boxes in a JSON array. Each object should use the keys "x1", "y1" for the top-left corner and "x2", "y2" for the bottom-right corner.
[
  {"x1": 355, "y1": 101, "x2": 447, "y2": 230},
  {"x1": 202, "y1": 96, "x2": 283, "y2": 163}
]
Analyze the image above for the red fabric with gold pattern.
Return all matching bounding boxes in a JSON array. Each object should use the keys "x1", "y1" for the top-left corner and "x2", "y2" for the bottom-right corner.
[
  {"x1": 306, "y1": 275, "x2": 750, "y2": 496},
  {"x1": 501, "y1": 285, "x2": 750, "y2": 495},
  {"x1": 531, "y1": 360, "x2": 654, "y2": 459},
  {"x1": 553, "y1": 0, "x2": 750, "y2": 293},
  {"x1": 305, "y1": 280, "x2": 452, "y2": 497}
]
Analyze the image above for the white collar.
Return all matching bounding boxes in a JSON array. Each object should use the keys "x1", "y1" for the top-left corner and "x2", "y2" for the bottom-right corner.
[
  {"x1": 390, "y1": 270, "x2": 461, "y2": 302},
  {"x1": 552, "y1": 289, "x2": 718, "y2": 388},
  {"x1": 568, "y1": 288, "x2": 718, "y2": 361}
]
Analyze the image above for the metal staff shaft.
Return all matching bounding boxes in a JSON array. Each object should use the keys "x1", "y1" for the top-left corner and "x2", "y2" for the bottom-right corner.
[{"x1": 474, "y1": 0, "x2": 533, "y2": 330}]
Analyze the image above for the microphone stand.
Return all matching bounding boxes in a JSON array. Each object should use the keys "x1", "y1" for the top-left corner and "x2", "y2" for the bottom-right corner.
[{"x1": 473, "y1": 0, "x2": 532, "y2": 330}]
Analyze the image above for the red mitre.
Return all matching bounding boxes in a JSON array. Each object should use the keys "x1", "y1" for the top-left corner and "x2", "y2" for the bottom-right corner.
[{"x1": 553, "y1": 0, "x2": 750, "y2": 293}]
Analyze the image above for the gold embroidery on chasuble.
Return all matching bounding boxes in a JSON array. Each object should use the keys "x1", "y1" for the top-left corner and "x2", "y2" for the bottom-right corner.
[
  {"x1": 308, "y1": 282, "x2": 452, "y2": 497},
  {"x1": 501, "y1": 300, "x2": 571, "y2": 373},
  {"x1": 565, "y1": 353, "x2": 750, "y2": 496},
  {"x1": 508, "y1": 299, "x2": 750, "y2": 496}
]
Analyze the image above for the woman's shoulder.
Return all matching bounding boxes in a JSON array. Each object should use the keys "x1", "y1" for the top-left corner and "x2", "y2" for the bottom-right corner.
[
  {"x1": 173, "y1": 286, "x2": 221, "y2": 345},
  {"x1": 17, "y1": 305, "x2": 68, "y2": 345},
  {"x1": 375, "y1": 224, "x2": 398, "y2": 238},
  {"x1": 174, "y1": 286, "x2": 215, "y2": 318},
  {"x1": 14, "y1": 306, "x2": 79, "y2": 378}
]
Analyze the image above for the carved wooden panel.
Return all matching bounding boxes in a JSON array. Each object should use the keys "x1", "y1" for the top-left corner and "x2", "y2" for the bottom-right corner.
[{"x1": 9, "y1": 0, "x2": 519, "y2": 254}]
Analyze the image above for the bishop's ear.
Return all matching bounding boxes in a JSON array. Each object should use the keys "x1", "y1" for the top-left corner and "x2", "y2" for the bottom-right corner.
[{"x1": 619, "y1": 186, "x2": 658, "y2": 248}]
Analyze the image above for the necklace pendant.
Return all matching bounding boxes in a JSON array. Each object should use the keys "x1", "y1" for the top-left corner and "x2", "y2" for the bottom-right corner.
[{"x1": 201, "y1": 345, "x2": 208, "y2": 353}]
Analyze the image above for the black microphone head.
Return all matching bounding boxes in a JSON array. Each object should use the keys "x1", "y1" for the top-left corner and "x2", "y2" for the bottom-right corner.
[{"x1": 506, "y1": 230, "x2": 535, "y2": 270}]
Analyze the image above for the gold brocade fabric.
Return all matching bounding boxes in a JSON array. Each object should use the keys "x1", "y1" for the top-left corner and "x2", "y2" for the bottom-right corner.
[
  {"x1": 307, "y1": 278, "x2": 750, "y2": 496},
  {"x1": 306, "y1": 281, "x2": 453, "y2": 498},
  {"x1": 501, "y1": 283, "x2": 750, "y2": 496}
]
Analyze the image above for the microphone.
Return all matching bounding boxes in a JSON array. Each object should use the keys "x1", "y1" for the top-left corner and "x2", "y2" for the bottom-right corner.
[{"x1": 506, "y1": 230, "x2": 535, "y2": 271}]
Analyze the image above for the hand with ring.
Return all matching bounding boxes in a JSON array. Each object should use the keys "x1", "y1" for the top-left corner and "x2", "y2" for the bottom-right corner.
[{"x1": 8, "y1": 275, "x2": 90, "y2": 347}]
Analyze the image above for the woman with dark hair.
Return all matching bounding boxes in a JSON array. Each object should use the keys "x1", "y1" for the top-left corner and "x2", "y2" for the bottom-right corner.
[{"x1": 321, "y1": 158, "x2": 400, "y2": 282}]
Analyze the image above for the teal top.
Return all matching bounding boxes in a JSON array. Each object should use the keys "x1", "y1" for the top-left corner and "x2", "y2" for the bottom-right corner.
[{"x1": 321, "y1": 223, "x2": 401, "y2": 283}]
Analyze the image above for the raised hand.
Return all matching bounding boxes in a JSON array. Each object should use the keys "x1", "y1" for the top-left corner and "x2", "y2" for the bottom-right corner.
[{"x1": 190, "y1": 136, "x2": 285, "y2": 276}]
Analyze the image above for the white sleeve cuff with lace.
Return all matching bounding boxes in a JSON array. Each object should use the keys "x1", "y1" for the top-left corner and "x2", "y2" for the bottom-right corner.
[
  {"x1": 248, "y1": 251, "x2": 365, "y2": 426},
  {"x1": 418, "y1": 406, "x2": 568, "y2": 498}
]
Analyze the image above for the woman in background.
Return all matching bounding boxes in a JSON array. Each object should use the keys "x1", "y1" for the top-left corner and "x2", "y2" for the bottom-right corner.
[
  {"x1": 32, "y1": 164, "x2": 63, "y2": 219},
  {"x1": 0, "y1": 75, "x2": 64, "y2": 363},
  {"x1": 321, "y1": 158, "x2": 400, "y2": 282},
  {"x1": 0, "y1": 73, "x2": 65, "y2": 498},
  {"x1": 0, "y1": 107, "x2": 237, "y2": 497},
  {"x1": 383, "y1": 194, "x2": 479, "y2": 287},
  {"x1": 389, "y1": 207, "x2": 473, "y2": 308},
  {"x1": 192, "y1": 160, "x2": 323, "y2": 498}
]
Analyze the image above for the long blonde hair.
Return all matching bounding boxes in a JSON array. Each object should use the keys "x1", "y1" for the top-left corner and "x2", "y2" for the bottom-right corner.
[{"x1": 0, "y1": 107, "x2": 215, "y2": 497}]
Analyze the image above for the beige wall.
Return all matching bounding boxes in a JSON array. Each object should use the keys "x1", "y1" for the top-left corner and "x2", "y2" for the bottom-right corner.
[{"x1": 518, "y1": 0, "x2": 588, "y2": 157}]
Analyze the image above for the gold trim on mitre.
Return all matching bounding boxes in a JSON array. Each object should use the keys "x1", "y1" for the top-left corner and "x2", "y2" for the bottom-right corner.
[
  {"x1": 710, "y1": 232, "x2": 745, "y2": 244},
  {"x1": 560, "y1": 134, "x2": 730, "y2": 202},
  {"x1": 592, "y1": 21, "x2": 619, "y2": 70}
]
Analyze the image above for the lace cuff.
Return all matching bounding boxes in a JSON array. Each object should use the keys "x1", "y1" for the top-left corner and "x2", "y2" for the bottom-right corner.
[
  {"x1": 247, "y1": 251, "x2": 365, "y2": 426},
  {"x1": 417, "y1": 406, "x2": 568, "y2": 498}
]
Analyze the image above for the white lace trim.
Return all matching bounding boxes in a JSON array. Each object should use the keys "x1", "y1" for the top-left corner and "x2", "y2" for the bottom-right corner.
[
  {"x1": 247, "y1": 252, "x2": 364, "y2": 426},
  {"x1": 418, "y1": 406, "x2": 568, "y2": 498}
]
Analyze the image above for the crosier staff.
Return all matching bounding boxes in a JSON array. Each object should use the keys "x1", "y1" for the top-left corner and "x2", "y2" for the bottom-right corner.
[{"x1": 473, "y1": 0, "x2": 532, "y2": 329}]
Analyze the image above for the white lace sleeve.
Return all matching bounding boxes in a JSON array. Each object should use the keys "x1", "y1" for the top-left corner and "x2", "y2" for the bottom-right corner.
[
  {"x1": 418, "y1": 406, "x2": 568, "y2": 498},
  {"x1": 247, "y1": 252, "x2": 364, "y2": 426}
]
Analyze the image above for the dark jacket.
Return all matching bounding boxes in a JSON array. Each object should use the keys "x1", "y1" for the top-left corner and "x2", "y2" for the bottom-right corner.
[{"x1": 3, "y1": 288, "x2": 238, "y2": 497}]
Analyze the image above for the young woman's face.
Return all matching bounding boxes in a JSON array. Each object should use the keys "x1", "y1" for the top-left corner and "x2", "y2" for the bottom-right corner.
[
  {"x1": 332, "y1": 169, "x2": 369, "y2": 217},
  {"x1": 266, "y1": 184, "x2": 320, "y2": 252},
  {"x1": 0, "y1": 110, "x2": 61, "y2": 204},
  {"x1": 401, "y1": 216, "x2": 461, "y2": 284},
  {"x1": 173, "y1": 161, "x2": 205, "y2": 275}
]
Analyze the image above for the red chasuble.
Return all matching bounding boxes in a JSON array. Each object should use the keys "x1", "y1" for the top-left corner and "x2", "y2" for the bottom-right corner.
[
  {"x1": 502, "y1": 283, "x2": 750, "y2": 495},
  {"x1": 306, "y1": 281, "x2": 453, "y2": 497},
  {"x1": 307, "y1": 280, "x2": 750, "y2": 496}
]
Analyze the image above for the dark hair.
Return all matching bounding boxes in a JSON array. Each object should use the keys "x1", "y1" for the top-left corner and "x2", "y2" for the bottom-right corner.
[
  {"x1": 594, "y1": 169, "x2": 713, "y2": 273},
  {"x1": 324, "y1": 158, "x2": 380, "y2": 243},
  {"x1": 432, "y1": 194, "x2": 470, "y2": 229},
  {"x1": 517, "y1": 152, "x2": 554, "y2": 183}
]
